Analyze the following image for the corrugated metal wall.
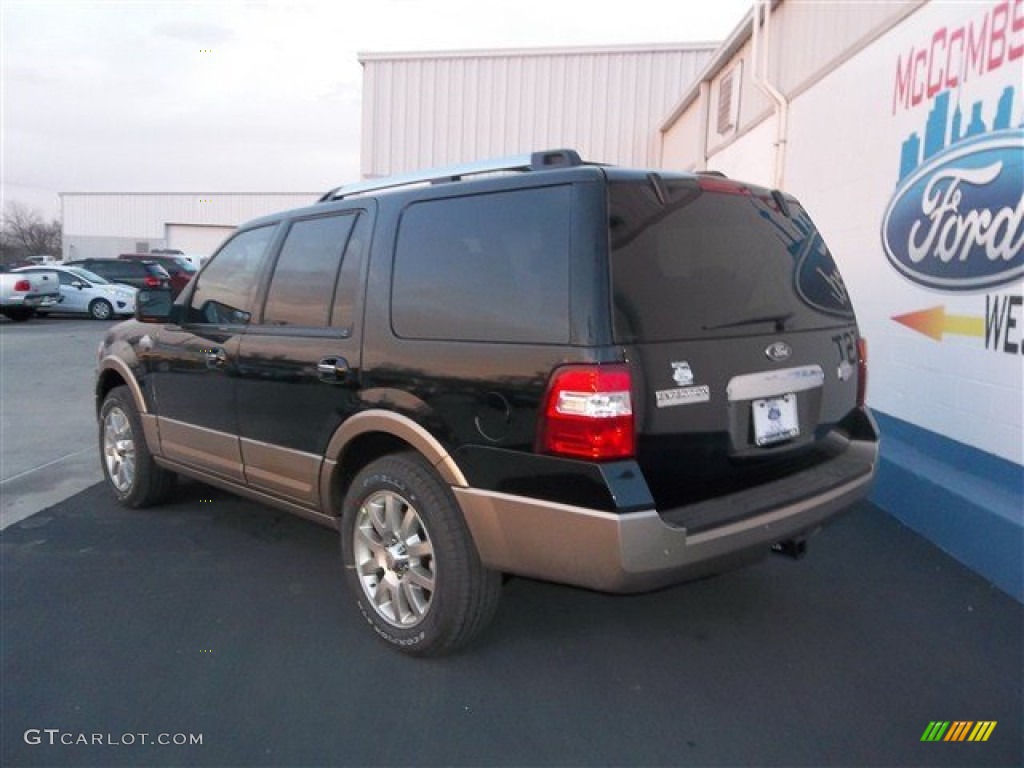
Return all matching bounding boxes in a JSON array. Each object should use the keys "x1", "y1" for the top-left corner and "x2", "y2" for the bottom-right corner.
[
  {"x1": 662, "y1": 0, "x2": 921, "y2": 170},
  {"x1": 61, "y1": 193, "x2": 319, "y2": 238},
  {"x1": 769, "y1": 0, "x2": 921, "y2": 96},
  {"x1": 360, "y1": 45, "x2": 716, "y2": 176}
]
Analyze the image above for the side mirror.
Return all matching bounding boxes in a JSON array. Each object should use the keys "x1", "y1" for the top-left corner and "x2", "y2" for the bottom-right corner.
[
  {"x1": 135, "y1": 288, "x2": 176, "y2": 323},
  {"x1": 71, "y1": 281, "x2": 86, "y2": 289}
]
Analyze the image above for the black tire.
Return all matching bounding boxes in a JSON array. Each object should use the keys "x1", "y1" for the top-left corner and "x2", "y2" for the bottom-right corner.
[
  {"x1": 99, "y1": 385, "x2": 175, "y2": 507},
  {"x1": 340, "y1": 452, "x2": 501, "y2": 656},
  {"x1": 89, "y1": 298, "x2": 113, "y2": 320},
  {"x1": 3, "y1": 308, "x2": 32, "y2": 322}
]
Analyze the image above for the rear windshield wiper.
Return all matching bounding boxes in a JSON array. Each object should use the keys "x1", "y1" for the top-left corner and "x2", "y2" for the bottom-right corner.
[{"x1": 702, "y1": 312, "x2": 793, "y2": 332}]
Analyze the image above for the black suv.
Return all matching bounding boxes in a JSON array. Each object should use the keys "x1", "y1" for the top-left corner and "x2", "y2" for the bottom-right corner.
[
  {"x1": 67, "y1": 258, "x2": 171, "y2": 292},
  {"x1": 95, "y1": 150, "x2": 879, "y2": 655}
]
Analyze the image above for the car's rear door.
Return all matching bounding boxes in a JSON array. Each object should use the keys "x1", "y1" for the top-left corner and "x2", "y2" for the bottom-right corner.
[{"x1": 234, "y1": 205, "x2": 372, "y2": 507}]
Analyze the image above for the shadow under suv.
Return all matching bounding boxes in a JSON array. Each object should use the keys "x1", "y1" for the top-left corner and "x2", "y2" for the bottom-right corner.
[{"x1": 95, "y1": 149, "x2": 879, "y2": 655}]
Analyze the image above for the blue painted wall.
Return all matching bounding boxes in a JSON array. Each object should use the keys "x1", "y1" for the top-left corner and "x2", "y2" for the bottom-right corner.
[{"x1": 871, "y1": 410, "x2": 1023, "y2": 602}]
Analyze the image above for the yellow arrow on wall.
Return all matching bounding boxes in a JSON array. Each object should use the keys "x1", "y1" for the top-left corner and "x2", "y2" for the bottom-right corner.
[{"x1": 891, "y1": 306, "x2": 985, "y2": 341}]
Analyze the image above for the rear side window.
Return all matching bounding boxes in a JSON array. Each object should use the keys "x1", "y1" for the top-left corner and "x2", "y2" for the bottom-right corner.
[
  {"x1": 262, "y1": 213, "x2": 357, "y2": 327},
  {"x1": 95, "y1": 261, "x2": 130, "y2": 278},
  {"x1": 392, "y1": 186, "x2": 571, "y2": 343},
  {"x1": 144, "y1": 264, "x2": 170, "y2": 278},
  {"x1": 609, "y1": 178, "x2": 855, "y2": 343}
]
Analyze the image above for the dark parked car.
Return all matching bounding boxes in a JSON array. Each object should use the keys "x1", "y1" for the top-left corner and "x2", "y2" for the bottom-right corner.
[
  {"x1": 119, "y1": 253, "x2": 196, "y2": 296},
  {"x1": 95, "y1": 149, "x2": 879, "y2": 656},
  {"x1": 67, "y1": 258, "x2": 171, "y2": 293}
]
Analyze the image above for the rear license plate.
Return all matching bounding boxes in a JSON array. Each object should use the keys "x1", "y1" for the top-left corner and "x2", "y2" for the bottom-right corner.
[{"x1": 752, "y1": 393, "x2": 799, "y2": 446}]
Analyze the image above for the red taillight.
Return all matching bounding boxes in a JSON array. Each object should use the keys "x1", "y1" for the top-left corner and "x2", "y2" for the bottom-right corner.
[
  {"x1": 856, "y1": 337, "x2": 868, "y2": 407},
  {"x1": 13, "y1": 279, "x2": 31, "y2": 292},
  {"x1": 143, "y1": 275, "x2": 162, "y2": 287},
  {"x1": 536, "y1": 365, "x2": 635, "y2": 461}
]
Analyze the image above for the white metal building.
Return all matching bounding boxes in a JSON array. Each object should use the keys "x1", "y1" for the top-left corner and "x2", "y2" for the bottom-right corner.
[
  {"x1": 359, "y1": 43, "x2": 716, "y2": 176},
  {"x1": 60, "y1": 192, "x2": 319, "y2": 261}
]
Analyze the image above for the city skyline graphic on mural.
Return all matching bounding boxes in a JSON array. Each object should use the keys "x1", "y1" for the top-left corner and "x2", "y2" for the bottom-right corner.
[{"x1": 899, "y1": 85, "x2": 1020, "y2": 181}]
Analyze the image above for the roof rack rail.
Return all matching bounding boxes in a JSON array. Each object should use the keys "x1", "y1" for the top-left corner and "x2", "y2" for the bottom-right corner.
[
  {"x1": 696, "y1": 170, "x2": 727, "y2": 178},
  {"x1": 319, "y1": 148, "x2": 583, "y2": 202}
]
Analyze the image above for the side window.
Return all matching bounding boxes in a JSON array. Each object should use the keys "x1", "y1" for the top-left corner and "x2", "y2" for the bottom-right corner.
[
  {"x1": 391, "y1": 186, "x2": 571, "y2": 343},
  {"x1": 262, "y1": 213, "x2": 357, "y2": 327},
  {"x1": 57, "y1": 272, "x2": 76, "y2": 286},
  {"x1": 332, "y1": 212, "x2": 371, "y2": 331},
  {"x1": 186, "y1": 225, "x2": 276, "y2": 325}
]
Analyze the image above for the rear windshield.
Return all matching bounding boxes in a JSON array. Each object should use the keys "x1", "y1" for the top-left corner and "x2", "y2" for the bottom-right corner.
[{"x1": 609, "y1": 178, "x2": 855, "y2": 343}]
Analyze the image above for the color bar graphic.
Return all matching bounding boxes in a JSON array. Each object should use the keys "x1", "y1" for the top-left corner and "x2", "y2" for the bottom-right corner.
[
  {"x1": 968, "y1": 722, "x2": 997, "y2": 742},
  {"x1": 921, "y1": 721, "x2": 996, "y2": 742}
]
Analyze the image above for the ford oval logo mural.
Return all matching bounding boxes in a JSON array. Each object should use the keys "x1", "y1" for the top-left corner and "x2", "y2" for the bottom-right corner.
[{"x1": 881, "y1": 129, "x2": 1023, "y2": 291}]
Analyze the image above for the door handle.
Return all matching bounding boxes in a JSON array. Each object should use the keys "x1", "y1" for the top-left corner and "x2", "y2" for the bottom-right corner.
[{"x1": 317, "y1": 357, "x2": 350, "y2": 382}]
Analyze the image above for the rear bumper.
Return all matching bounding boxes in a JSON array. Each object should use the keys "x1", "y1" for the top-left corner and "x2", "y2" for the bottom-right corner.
[
  {"x1": 3, "y1": 293, "x2": 56, "y2": 309},
  {"x1": 457, "y1": 413, "x2": 879, "y2": 593}
]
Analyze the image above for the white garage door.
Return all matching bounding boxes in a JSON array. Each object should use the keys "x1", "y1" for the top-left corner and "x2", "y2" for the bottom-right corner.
[{"x1": 165, "y1": 224, "x2": 236, "y2": 256}]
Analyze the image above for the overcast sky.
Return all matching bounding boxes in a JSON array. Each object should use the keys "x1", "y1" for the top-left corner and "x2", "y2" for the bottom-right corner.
[{"x1": 2, "y1": 0, "x2": 751, "y2": 217}]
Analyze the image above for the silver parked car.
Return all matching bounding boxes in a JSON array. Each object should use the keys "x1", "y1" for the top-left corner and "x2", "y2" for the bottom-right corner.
[{"x1": 14, "y1": 266, "x2": 137, "y2": 320}]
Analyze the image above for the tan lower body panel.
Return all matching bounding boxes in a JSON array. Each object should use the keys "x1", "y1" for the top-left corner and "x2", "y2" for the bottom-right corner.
[
  {"x1": 455, "y1": 464, "x2": 875, "y2": 594},
  {"x1": 157, "y1": 417, "x2": 244, "y2": 482},
  {"x1": 240, "y1": 437, "x2": 321, "y2": 507}
]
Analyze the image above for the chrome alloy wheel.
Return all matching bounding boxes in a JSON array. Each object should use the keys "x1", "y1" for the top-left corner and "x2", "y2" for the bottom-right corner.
[
  {"x1": 353, "y1": 490, "x2": 436, "y2": 628},
  {"x1": 102, "y1": 405, "x2": 136, "y2": 493}
]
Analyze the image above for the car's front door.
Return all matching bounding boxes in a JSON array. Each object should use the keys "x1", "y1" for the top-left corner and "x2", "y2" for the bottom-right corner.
[
  {"x1": 55, "y1": 271, "x2": 88, "y2": 313},
  {"x1": 234, "y1": 207, "x2": 371, "y2": 507},
  {"x1": 144, "y1": 224, "x2": 279, "y2": 482}
]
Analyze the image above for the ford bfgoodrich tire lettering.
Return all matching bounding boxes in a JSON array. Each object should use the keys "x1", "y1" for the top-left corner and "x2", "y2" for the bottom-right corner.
[{"x1": 339, "y1": 453, "x2": 501, "y2": 656}]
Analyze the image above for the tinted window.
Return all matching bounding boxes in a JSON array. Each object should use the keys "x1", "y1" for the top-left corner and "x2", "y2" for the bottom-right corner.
[
  {"x1": 68, "y1": 268, "x2": 107, "y2": 284},
  {"x1": 147, "y1": 264, "x2": 171, "y2": 279},
  {"x1": 263, "y1": 214, "x2": 356, "y2": 327},
  {"x1": 392, "y1": 186, "x2": 571, "y2": 343},
  {"x1": 89, "y1": 261, "x2": 128, "y2": 278},
  {"x1": 333, "y1": 213, "x2": 371, "y2": 330},
  {"x1": 609, "y1": 179, "x2": 854, "y2": 343},
  {"x1": 186, "y1": 225, "x2": 276, "y2": 325}
]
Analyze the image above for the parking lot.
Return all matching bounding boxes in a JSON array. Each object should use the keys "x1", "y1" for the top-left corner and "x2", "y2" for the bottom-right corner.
[{"x1": 2, "y1": 317, "x2": 1022, "y2": 767}]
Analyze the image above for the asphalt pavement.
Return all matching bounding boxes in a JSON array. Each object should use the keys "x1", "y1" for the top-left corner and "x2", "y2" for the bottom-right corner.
[
  {"x1": 2, "y1": 482, "x2": 1021, "y2": 767},
  {"x1": 1, "y1": 316, "x2": 112, "y2": 530}
]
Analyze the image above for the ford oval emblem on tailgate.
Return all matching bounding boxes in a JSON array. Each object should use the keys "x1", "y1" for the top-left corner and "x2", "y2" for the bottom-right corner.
[{"x1": 765, "y1": 341, "x2": 792, "y2": 362}]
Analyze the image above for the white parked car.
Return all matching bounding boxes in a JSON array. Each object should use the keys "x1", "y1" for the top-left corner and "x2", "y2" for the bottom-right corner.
[{"x1": 14, "y1": 265, "x2": 137, "y2": 320}]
